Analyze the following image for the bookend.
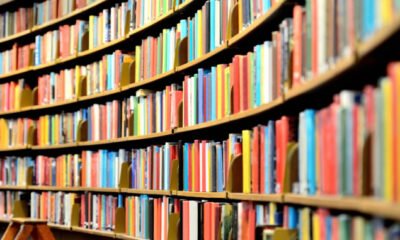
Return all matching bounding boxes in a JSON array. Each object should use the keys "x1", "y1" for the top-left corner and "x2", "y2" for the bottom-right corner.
[
  {"x1": 20, "y1": 88, "x2": 34, "y2": 109},
  {"x1": 119, "y1": 162, "x2": 130, "y2": 188},
  {"x1": 32, "y1": 87, "x2": 38, "y2": 106},
  {"x1": 27, "y1": 125, "x2": 37, "y2": 147},
  {"x1": 71, "y1": 203, "x2": 81, "y2": 227},
  {"x1": 167, "y1": 213, "x2": 181, "y2": 240},
  {"x1": 13, "y1": 200, "x2": 29, "y2": 218},
  {"x1": 272, "y1": 228, "x2": 297, "y2": 240},
  {"x1": 120, "y1": 59, "x2": 135, "y2": 87},
  {"x1": 77, "y1": 120, "x2": 88, "y2": 142},
  {"x1": 178, "y1": 101, "x2": 183, "y2": 128},
  {"x1": 283, "y1": 142, "x2": 298, "y2": 193},
  {"x1": 26, "y1": 166, "x2": 34, "y2": 186},
  {"x1": 227, "y1": 3, "x2": 239, "y2": 40},
  {"x1": 124, "y1": 10, "x2": 131, "y2": 36},
  {"x1": 128, "y1": 113, "x2": 134, "y2": 137},
  {"x1": 77, "y1": 76, "x2": 87, "y2": 98},
  {"x1": 170, "y1": 159, "x2": 180, "y2": 191},
  {"x1": 226, "y1": 154, "x2": 243, "y2": 192},
  {"x1": 114, "y1": 207, "x2": 125, "y2": 234},
  {"x1": 79, "y1": 31, "x2": 89, "y2": 52},
  {"x1": 174, "y1": 37, "x2": 188, "y2": 67},
  {"x1": 361, "y1": 133, "x2": 373, "y2": 196}
]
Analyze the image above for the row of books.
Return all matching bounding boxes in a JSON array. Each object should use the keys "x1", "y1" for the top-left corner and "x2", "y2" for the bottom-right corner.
[
  {"x1": 0, "y1": 191, "x2": 24, "y2": 220},
  {"x1": 0, "y1": 118, "x2": 34, "y2": 148},
  {"x1": 0, "y1": 43, "x2": 33, "y2": 75},
  {"x1": 289, "y1": 207, "x2": 400, "y2": 240},
  {"x1": 0, "y1": 6, "x2": 33, "y2": 39},
  {"x1": 35, "y1": 155, "x2": 81, "y2": 187},
  {"x1": 0, "y1": 79, "x2": 30, "y2": 112},
  {"x1": 296, "y1": 62, "x2": 400, "y2": 201},
  {"x1": 0, "y1": 0, "x2": 95, "y2": 39},
  {"x1": 80, "y1": 192, "x2": 120, "y2": 230},
  {"x1": 30, "y1": 191, "x2": 77, "y2": 226},
  {"x1": 0, "y1": 157, "x2": 33, "y2": 186},
  {"x1": 33, "y1": 0, "x2": 97, "y2": 26}
]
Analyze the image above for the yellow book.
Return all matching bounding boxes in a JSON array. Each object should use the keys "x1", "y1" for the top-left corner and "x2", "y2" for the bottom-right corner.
[
  {"x1": 381, "y1": 0, "x2": 392, "y2": 25},
  {"x1": 395, "y1": 64, "x2": 400, "y2": 202},
  {"x1": 312, "y1": 212, "x2": 320, "y2": 240},
  {"x1": 268, "y1": 203, "x2": 276, "y2": 224},
  {"x1": 45, "y1": 116, "x2": 49, "y2": 145},
  {"x1": 353, "y1": 216, "x2": 365, "y2": 240},
  {"x1": 224, "y1": 67, "x2": 231, "y2": 116},
  {"x1": 242, "y1": 130, "x2": 251, "y2": 193},
  {"x1": 238, "y1": 0, "x2": 243, "y2": 31},
  {"x1": 301, "y1": 208, "x2": 311, "y2": 240},
  {"x1": 99, "y1": 14, "x2": 103, "y2": 45},
  {"x1": 135, "y1": 46, "x2": 141, "y2": 82},
  {"x1": 217, "y1": 65, "x2": 223, "y2": 119},
  {"x1": 0, "y1": 119, "x2": 7, "y2": 148},
  {"x1": 14, "y1": 85, "x2": 20, "y2": 110},
  {"x1": 197, "y1": 10, "x2": 202, "y2": 58},
  {"x1": 382, "y1": 78, "x2": 394, "y2": 201},
  {"x1": 89, "y1": 15, "x2": 94, "y2": 49},
  {"x1": 75, "y1": 66, "x2": 80, "y2": 98}
]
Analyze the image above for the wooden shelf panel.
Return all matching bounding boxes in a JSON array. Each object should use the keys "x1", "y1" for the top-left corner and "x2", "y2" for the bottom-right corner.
[
  {"x1": 122, "y1": 70, "x2": 176, "y2": 92},
  {"x1": 228, "y1": 193, "x2": 284, "y2": 202},
  {"x1": 0, "y1": 145, "x2": 29, "y2": 153},
  {"x1": 175, "y1": 191, "x2": 227, "y2": 199},
  {"x1": 71, "y1": 226, "x2": 116, "y2": 238},
  {"x1": 284, "y1": 56, "x2": 357, "y2": 101},
  {"x1": 0, "y1": 218, "x2": 10, "y2": 223},
  {"x1": 0, "y1": 185, "x2": 27, "y2": 190},
  {"x1": 48, "y1": 223, "x2": 71, "y2": 231},
  {"x1": 121, "y1": 188, "x2": 171, "y2": 196},
  {"x1": 116, "y1": 233, "x2": 147, "y2": 240},
  {"x1": 27, "y1": 186, "x2": 81, "y2": 192},
  {"x1": 31, "y1": 143, "x2": 78, "y2": 150}
]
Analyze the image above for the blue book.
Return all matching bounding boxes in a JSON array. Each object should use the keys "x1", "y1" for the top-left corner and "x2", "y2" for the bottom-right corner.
[
  {"x1": 263, "y1": 0, "x2": 271, "y2": 13},
  {"x1": 305, "y1": 109, "x2": 316, "y2": 195},
  {"x1": 211, "y1": 67, "x2": 216, "y2": 120},
  {"x1": 267, "y1": 120, "x2": 275, "y2": 193},
  {"x1": 198, "y1": 69, "x2": 204, "y2": 124},
  {"x1": 131, "y1": 152, "x2": 136, "y2": 188},
  {"x1": 51, "y1": 159, "x2": 56, "y2": 186},
  {"x1": 35, "y1": 36, "x2": 41, "y2": 65},
  {"x1": 255, "y1": 45, "x2": 261, "y2": 107},
  {"x1": 288, "y1": 206, "x2": 298, "y2": 229},
  {"x1": 180, "y1": 19, "x2": 188, "y2": 39},
  {"x1": 118, "y1": 194, "x2": 123, "y2": 208},
  {"x1": 216, "y1": 144, "x2": 223, "y2": 192},
  {"x1": 164, "y1": 144, "x2": 170, "y2": 190},
  {"x1": 189, "y1": 19, "x2": 193, "y2": 61},
  {"x1": 363, "y1": 0, "x2": 375, "y2": 40},
  {"x1": 326, "y1": 216, "x2": 332, "y2": 240},
  {"x1": 183, "y1": 143, "x2": 189, "y2": 191},
  {"x1": 210, "y1": 0, "x2": 215, "y2": 51},
  {"x1": 0, "y1": 54, "x2": 3, "y2": 74}
]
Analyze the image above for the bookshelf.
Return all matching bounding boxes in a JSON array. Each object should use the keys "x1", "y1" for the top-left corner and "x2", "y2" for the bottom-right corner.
[{"x1": 0, "y1": 0, "x2": 399, "y2": 239}]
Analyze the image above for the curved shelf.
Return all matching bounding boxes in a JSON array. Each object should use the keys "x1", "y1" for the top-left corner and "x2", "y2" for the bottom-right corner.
[
  {"x1": 71, "y1": 226, "x2": 115, "y2": 238},
  {"x1": 116, "y1": 233, "x2": 146, "y2": 240},
  {"x1": 121, "y1": 188, "x2": 170, "y2": 196},
  {"x1": 175, "y1": 191, "x2": 227, "y2": 199},
  {"x1": 0, "y1": 185, "x2": 28, "y2": 190},
  {"x1": 0, "y1": 0, "x2": 117, "y2": 46},
  {"x1": 47, "y1": 223, "x2": 71, "y2": 231},
  {"x1": 284, "y1": 194, "x2": 400, "y2": 221}
]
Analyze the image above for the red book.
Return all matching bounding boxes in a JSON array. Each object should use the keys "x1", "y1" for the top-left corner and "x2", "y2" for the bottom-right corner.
[
  {"x1": 239, "y1": 55, "x2": 248, "y2": 111},
  {"x1": 188, "y1": 144, "x2": 192, "y2": 191},
  {"x1": 166, "y1": 85, "x2": 171, "y2": 130},
  {"x1": 232, "y1": 57, "x2": 240, "y2": 114},
  {"x1": 183, "y1": 77, "x2": 188, "y2": 127},
  {"x1": 260, "y1": 126, "x2": 266, "y2": 193},
  {"x1": 201, "y1": 140, "x2": 207, "y2": 192},
  {"x1": 292, "y1": 5, "x2": 303, "y2": 86},
  {"x1": 275, "y1": 120, "x2": 282, "y2": 193},
  {"x1": 311, "y1": 0, "x2": 318, "y2": 76},
  {"x1": 248, "y1": 203, "x2": 255, "y2": 240},
  {"x1": 182, "y1": 201, "x2": 189, "y2": 240},
  {"x1": 251, "y1": 126, "x2": 260, "y2": 193},
  {"x1": 194, "y1": 140, "x2": 200, "y2": 192}
]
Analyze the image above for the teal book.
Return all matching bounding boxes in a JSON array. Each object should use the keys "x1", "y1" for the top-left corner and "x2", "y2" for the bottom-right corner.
[
  {"x1": 305, "y1": 109, "x2": 316, "y2": 195},
  {"x1": 210, "y1": 0, "x2": 215, "y2": 51}
]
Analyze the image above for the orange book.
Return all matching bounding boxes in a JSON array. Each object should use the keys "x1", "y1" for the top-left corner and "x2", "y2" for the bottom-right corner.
[{"x1": 183, "y1": 201, "x2": 189, "y2": 240}]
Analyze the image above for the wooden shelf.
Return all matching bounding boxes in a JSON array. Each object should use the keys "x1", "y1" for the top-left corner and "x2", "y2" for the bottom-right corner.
[
  {"x1": 0, "y1": 67, "x2": 32, "y2": 81},
  {"x1": 121, "y1": 188, "x2": 171, "y2": 196},
  {"x1": 31, "y1": 143, "x2": 78, "y2": 150},
  {"x1": 0, "y1": 185, "x2": 28, "y2": 190},
  {"x1": 0, "y1": 29, "x2": 31, "y2": 45},
  {"x1": 0, "y1": 145, "x2": 29, "y2": 153},
  {"x1": 228, "y1": 193, "x2": 284, "y2": 202},
  {"x1": 284, "y1": 56, "x2": 357, "y2": 101},
  {"x1": 78, "y1": 187, "x2": 119, "y2": 193},
  {"x1": 48, "y1": 223, "x2": 71, "y2": 231},
  {"x1": 0, "y1": 218, "x2": 10, "y2": 223},
  {"x1": 27, "y1": 186, "x2": 81, "y2": 192},
  {"x1": 284, "y1": 194, "x2": 400, "y2": 221},
  {"x1": 78, "y1": 89, "x2": 121, "y2": 102},
  {"x1": 175, "y1": 191, "x2": 227, "y2": 199},
  {"x1": 357, "y1": 14, "x2": 400, "y2": 58},
  {"x1": 122, "y1": 70, "x2": 176, "y2": 92},
  {"x1": 71, "y1": 226, "x2": 116, "y2": 238}
]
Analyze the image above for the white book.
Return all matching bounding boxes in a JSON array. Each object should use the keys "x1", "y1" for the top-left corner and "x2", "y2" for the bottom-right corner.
[
  {"x1": 215, "y1": 0, "x2": 221, "y2": 47},
  {"x1": 189, "y1": 201, "x2": 198, "y2": 240},
  {"x1": 199, "y1": 141, "x2": 203, "y2": 191},
  {"x1": 264, "y1": 41, "x2": 273, "y2": 103},
  {"x1": 205, "y1": 142, "x2": 209, "y2": 192}
]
